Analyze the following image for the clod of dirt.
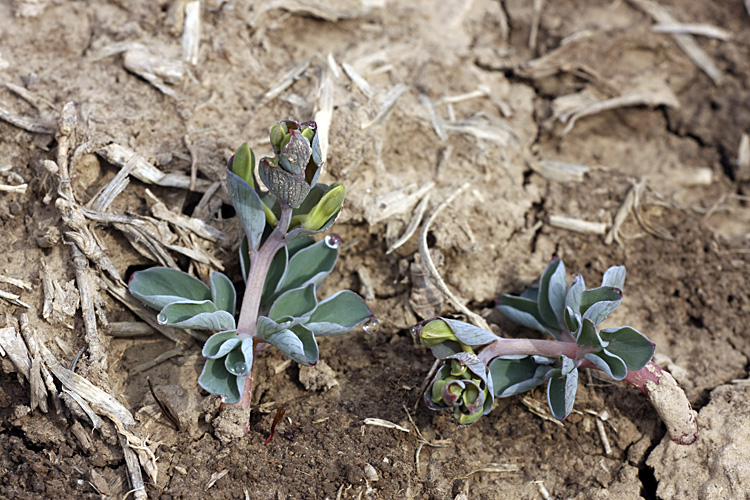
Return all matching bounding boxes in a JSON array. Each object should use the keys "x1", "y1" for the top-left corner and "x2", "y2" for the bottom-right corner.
[
  {"x1": 152, "y1": 384, "x2": 204, "y2": 438},
  {"x1": 647, "y1": 382, "x2": 750, "y2": 499},
  {"x1": 298, "y1": 359, "x2": 339, "y2": 391}
]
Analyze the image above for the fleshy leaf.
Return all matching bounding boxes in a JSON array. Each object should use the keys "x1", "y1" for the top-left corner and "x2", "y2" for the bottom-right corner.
[
  {"x1": 546, "y1": 356, "x2": 578, "y2": 420},
  {"x1": 224, "y1": 346, "x2": 252, "y2": 376},
  {"x1": 441, "y1": 318, "x2": 498, "y2": 346},
  {"x1": 601, "y1": 265, "x2": 626, "y2": 290},
  {"x1": 584, "y1": 350, "x2": 627, "y2": 380},
  {"x1": 239, "y1": 237, "x2": 251, "y2": 282},
  {"x1": 129, "y1": 267, "x2": 210, "y2": 310},
  {"x1": 157, "y1": 300, "x2": 236, "y2": 331},
  {"x1": 576, "y1": 318, "x2": 603, "y2": 348},
  {"x1": 268, "y1": 283, "x2": 318, "y2": 322},
  {"x1": 227, "y1": 168, "x2": 266, "y2": 250},
  {"x1": 307, "y1": 290, "x2": 372, "y2": 336},
  {"x1": 275, "y1": 238, "x2": 337, "y2": 298},
  {"x1": 260, "y1": 246, "x2": 289, "y2": 307},
  {"x1": 581, "y1": 287, "x2": 622, "y2": 325},
  {"x1": 565, "y1": 274, "x2": 585, "y2": 314},
  {"x1": 564, "y1": 306, "x2": 581, "y2": 335},
  {"x1": 210, "y1": 272, "x2": 236, "y2": 315},
  {"x1": 538, "y1": 258, "x2": 567, "y2": 329},
  {"x1": 600, "y1": 326, "x2": 655, "y2": 371},
  {"x1": 496, "y1": 295, "x2": 560, "y2": 339},
  {"x1": 198, "y1": 357, "x2": 242, "y2": 403},
  {"x1": 203, "y1": 330, "x2": 239, "y2": 358},
  {"x1": 261, "y1": 325, "x2": 319, "y2": 365},
  {"x1": 489, "y1": 356, "x2": 552, "y2": 398}
]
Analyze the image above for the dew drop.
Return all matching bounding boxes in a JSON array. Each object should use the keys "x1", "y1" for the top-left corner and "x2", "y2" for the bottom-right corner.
[
  {"x1": 220, "y1": 394, "x2": 230, "y2": 403},
  {"x1": 363, "y1": 316, "x2": 380, "y2": 335},
  {"x1": 234, "y1": 362, "x2": 248, "y2": 375},
  {"x1": 156, "y1": 313, "x2": 168, "y2": 325},
  {"x1": 324, "y1": 233, "x2": 341, "y2": 249}
]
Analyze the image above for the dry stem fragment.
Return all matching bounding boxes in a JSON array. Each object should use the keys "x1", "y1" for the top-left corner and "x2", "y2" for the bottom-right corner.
[
  {"x1": 549, "y1": 215, "x2": 607, "y2": 235},
  {"x1": 418, "y1": 183, "x2": 490, "y2": 331},
  {"x1": 0, "y1": 104, "x2": 54, "y2": 134},
  {"x1": 628, "y1": 0, "x2": 723, "y2": 85}
]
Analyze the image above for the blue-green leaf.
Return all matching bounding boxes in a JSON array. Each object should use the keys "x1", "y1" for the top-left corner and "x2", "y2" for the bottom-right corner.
[
  {"x1": 581, "y1": 287, "x2": 622, "y2": 326},
  {"x1": 442, "y1": 318, "x2": 497, "y2": 346},
  {"x1": 260, "y1": 246, "x2": 289, "y2": 307},
  {"x1": 268, "y1": 283, "x2": 317, "y2": 322},
  {"x1": 307, "y1": 290, "x2": 372, "y2": 336},
  {"x1": 564, "y1": 306, "x2": 581, "y2": 335},
  {"x1": 600, "y1": 326, "x2": 654, "y2": 371},
  {"x1": 210, "y1": 272, "x2": 236, "y2": 315},
  {"x1": 198, "y1": 357, "x2": 243, "y2": 403},
  {"x1": 496, "y1": 295, "x2": 560, "y2": 339},
  {"x1": 157, "y1": 300, "x2": 236, "y2": 331},
  {"x1": 546, "y1": 356, "x2": 578, "y2": 420},
  {"x1": 584, "y1": 350, "x2": 627, "y2": 380},
  {"x1": 224, "y1": 345, "x2": 252, "y2": 376},
  {"x1": 275, "y1": 238, "x2": 337, "y2": 298},
  {"x1": 489, "y1": 356, "x2": 552, "y2": 398},
  {"x1": 539, "y1": 258, "x2": 567, "y2": 329},
  {"x1": 601, "y1": 265, "x2": 626, "y2": 290},
  {"x1": 227, "y1": 168, "x2": 266, "y2": 250},
  {"x1": 576, "y1": 318, "x2": 603, "y2": 348},
  {"x1": 129, "y1": 267, "x2": 210, "y2": 310},
  {"x1": 565, "y1": 274, "x2": 585, "y2": 314},
  {"x1": 202, "y1": 330, "x2": 239, "y2": 358},
  {"x1": 262, "y1": 325, "x2": 319, "y2": 365}
]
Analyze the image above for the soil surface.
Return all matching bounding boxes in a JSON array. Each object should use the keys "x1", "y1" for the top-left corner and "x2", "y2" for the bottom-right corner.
[{"x1": 1, "y1": 1, "x2": 749, "y2": 499}]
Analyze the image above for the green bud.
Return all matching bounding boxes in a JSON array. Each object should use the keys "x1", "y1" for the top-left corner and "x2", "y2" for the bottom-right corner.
[
  {"x1": 301, "y1": 126, "x2": 315, "y2": 142},
  {"x1": 419, "y1": 319, "x2": 458, "y2": 346},
  {"x1": 270, "y1": 122, "x2": 289, "y2": 152},
  {"x1": 280, "y1": 132, "x2": 292, "y2": 152},
  {"x1": 300, "y1": 183, "x2": 345, "y2": 230},
  {"x1": 462, "y1": 384, "x2": 479, "y2": 407},
  {"x1": 231, "y1": 143, "x2": 255, "y2": 188},
  {"x1": 450, "y1": 359, "x2": 468, "y2": 377}
]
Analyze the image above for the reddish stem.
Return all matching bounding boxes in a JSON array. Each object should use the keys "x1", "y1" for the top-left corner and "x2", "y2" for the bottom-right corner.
[
  {"x1": 228, "y1": 207, "x2": 293, "y2": 412},
  {"x1": 478, "y1": 339, "x2": 698, "y2": 445}
]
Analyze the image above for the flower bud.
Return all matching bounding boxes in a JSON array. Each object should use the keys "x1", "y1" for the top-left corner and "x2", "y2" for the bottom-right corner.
[
  {"x1": 269, "y1": 122, "x2": 290, "y2": 153},
  {"x1": 278, "y1": 129, "x2": 312, "y2": 175},
  {"x1": 230, "y1": 143, "x2": 256, "y2": 188},
  {"x1": 292, "y1": 183, "x2": 345, "y2": 231},
  {"x1": 258, "y1": 157, "x2": 311, "y2": 208},
  {"x1": 424, "y1": 352, "x2": 493, "y2": 426},
  {"x1": 418, "y1": 319, "x2": 458, "y2": 347}
]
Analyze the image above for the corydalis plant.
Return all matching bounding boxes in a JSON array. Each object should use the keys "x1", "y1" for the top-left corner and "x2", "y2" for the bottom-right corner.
[
  {"x1": 414, "y1": 259, "x2": 698, "y2": 445},
  {"x1": 129, "y1": 119, "x2": 373, "y2": 408}
]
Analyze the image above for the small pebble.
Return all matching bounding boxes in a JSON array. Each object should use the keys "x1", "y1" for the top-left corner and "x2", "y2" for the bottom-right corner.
[{"x1": 363, "y1": 463, "x2": 378, "y2": 482}]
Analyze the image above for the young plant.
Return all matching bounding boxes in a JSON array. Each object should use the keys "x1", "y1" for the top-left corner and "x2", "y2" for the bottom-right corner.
[
  {"x1": 414, "y1": 258, "x2": 698, "y2": 445},
  {"x1": 129, "y1": 119, "x2": 374, "y2": 409}
]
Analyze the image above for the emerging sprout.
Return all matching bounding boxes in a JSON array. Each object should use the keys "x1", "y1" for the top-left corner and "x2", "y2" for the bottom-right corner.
[
  {"x1": 129, "y1": 119, "x2": 374, "y2": 416},
  {"x1": 413, "y1": 259, "x2": 698, "y2": 445}
]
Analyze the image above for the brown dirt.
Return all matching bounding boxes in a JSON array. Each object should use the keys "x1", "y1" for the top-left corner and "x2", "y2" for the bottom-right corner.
[{"x1": 1, "y1": 0, "x2": 749, "y2": 499}]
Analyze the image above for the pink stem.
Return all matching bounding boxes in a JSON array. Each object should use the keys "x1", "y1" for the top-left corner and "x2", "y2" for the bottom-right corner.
[{"x1": 228, "y1": 207, "x2": 292, "y2": 411}]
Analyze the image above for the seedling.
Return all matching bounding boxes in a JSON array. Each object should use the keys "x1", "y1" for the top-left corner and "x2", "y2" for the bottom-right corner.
[
  {"x1": 414, "y1": 258, "x2": 698, "y2": 444},
  {"x1": 129, "y1": 119, "x2": 374, "y2": 409}
]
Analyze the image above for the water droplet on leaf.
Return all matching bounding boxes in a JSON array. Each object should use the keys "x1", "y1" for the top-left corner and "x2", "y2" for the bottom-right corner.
[
  {"x1": 363, "y1": 316, "x2": 380, "y2": 334},
  {"x1": 220, "y1": 394, "x2": 230, "y2": 403},
  {"x1": 324, "y1": 233, "x2": 341, "y2": 249},
  {"x1": 234, "y1": 362, "x2": 248, "y2": 375},
  {"x1": 157, "y1": 313, "x2": 168, "y2": 325}
]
